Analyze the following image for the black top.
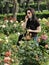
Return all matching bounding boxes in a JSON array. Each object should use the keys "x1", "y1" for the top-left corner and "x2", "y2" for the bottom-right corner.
[{"x1": 26, "y1": 18, "x2": 40, "y2": 37}]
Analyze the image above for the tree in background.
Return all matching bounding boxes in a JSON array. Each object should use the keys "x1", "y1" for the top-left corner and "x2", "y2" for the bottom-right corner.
[
  {"x1": 5, "y1": 1, "x2": 9, "y2": 15},
  {"x1": 12, "y1": 0, "x2": 17, "y2": 19},
  {"x1": 34, "y1": 0, "x2": 42, "y2": 12},
  {"x1": 46, "y1": 0, "x2": 49, "y2": 10}
]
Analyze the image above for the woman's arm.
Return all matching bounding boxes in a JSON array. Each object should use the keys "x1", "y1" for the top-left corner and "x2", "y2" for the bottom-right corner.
[
  {"x1": 27, "y1": 26, "x2": 41, "y2": 33},
  {"x1": 21, "y1": 21, "x2": 27, "y2": 29},
  {"x1": 21, "y1": 16, "x2": 28, "y2": 29}
]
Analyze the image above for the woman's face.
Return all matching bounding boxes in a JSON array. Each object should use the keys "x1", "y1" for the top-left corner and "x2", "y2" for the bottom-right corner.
[{"x1": 27, "y1": 10, "x2": 32, "y2": 18}]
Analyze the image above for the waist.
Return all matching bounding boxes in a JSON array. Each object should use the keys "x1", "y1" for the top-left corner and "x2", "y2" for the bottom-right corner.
[{"x1": 29, "y1": 32, "x2": 37, "y2": 37}]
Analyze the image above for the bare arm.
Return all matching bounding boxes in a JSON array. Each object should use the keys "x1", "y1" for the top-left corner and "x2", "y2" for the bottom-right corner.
[
  {"x1": 21, "y1": 21, "x2": 27, "y2": 29},
  {"x1": 27, "y1": 26, "x2": 41, "y2": 33},
  {"x1": 21, "y1": 16, "x2": 28, "y2": 29}
]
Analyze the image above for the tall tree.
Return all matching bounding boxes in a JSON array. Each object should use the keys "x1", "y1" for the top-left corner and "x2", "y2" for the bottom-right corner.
[
  {"x1": 46, "y1": 0, "x2": 49, "y2": 10},
  {"x1": 5, "y1": 2, "x2": 9, "y2": 15},
  {"x1": 34, "y1": 0, "x2": 42, "y2": 12},
  {"x1": 12, "y1": 0, "x2": 18, "y2": 19},
  {"x1": 25, "y1": 0, "x2": 30, "y2": 7}
]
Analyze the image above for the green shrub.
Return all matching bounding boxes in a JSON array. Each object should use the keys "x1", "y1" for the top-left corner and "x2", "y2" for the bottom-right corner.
[
  {"x1": 0, "y1": 11, "x2": 49, "y2": 21},
  {"x1": 0, "y1": 18, "x2": 49, "y2": 65}
]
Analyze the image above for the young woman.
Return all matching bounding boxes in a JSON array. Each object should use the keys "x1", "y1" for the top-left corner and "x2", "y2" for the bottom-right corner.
[{"x1": 17, "y1": 7, "x2": 41, "y2": 46}]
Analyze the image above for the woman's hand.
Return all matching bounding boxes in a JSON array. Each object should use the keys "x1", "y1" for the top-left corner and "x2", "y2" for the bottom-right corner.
[{"x1": 25, "y1": 16, "x2": 28, "y2": 22}]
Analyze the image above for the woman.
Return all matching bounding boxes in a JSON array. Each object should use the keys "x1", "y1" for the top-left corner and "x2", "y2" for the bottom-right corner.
[{"x1": 17, "y1": 7, "x2": 41, "y2": 46}]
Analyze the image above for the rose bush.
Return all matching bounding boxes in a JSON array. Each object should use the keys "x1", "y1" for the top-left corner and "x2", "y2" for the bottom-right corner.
[{"x1": 0, "y1": 17, "x2": 49, "y2": 65}]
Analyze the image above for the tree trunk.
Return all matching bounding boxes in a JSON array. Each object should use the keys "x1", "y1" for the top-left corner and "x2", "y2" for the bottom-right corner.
[
  {"x1": 12, "y1": 0, "x2": 18, "y2": 19},
  {"x1": 46, "y1": 0, "x2": 49, "y2": 10},
  {"x1": 5, "y1": 2, "x2": 9, "y2": 15},
  {"x1": 37, "y1": 0, "x2": 40, "y2": 12},
  {"x1": 25, "y1": 0, "x2": 29, "y2": 7}
]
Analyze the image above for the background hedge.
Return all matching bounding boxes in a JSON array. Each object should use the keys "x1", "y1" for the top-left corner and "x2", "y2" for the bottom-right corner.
[{"x1": 0, "y1": 10, "x2": 49, "y2": 21}]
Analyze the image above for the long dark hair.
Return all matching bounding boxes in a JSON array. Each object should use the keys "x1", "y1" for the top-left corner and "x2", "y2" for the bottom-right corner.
[{"x1": 26, "y1": 7, "x2": 38, "y2": 21}]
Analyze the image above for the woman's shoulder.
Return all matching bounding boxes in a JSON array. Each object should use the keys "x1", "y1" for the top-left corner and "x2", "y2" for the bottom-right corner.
[{"x1": 34, "y1": 17, "x2": 40, "y2": 26}]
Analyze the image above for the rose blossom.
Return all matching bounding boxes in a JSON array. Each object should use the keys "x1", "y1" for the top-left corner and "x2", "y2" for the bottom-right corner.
[
  {"x1": 2, "y1": 25, "x2": 6, "y2": 28},
  {"x1": 4, "y1": 57, "x2": 11, "y2": 63},
  {"x1": 38, "y1": 18, "x2": 41, "y2": 22},
  {"x1": 6, "y1": 40, "x2": 8, "y2": 43},
  {"x1": 5, "y1": 20, "x2": 8, "y2": 23},
  {"x1": 5, "y1": 37, "x2": 8, "y2": 39},
  {"x1": 16, "y1": 21, "x2": 18, "y2": 23},
  {"x1": 45, "y1": 44, "x2": 48, "y2": 49},
  {"x1": 14, "y1": 24, "x2": 16, "y2": 27},
  {"x1": 10, "y1": 20, "x2": 13, "y2": 23},
  {"x1": 21, "y1": 21, "x2": 23, "y2": 23},
  {"x1": 41, "y1": 34, "x2": 48, "y2": 40},
  {"x1": 0, "y1": 38, "x2": 2, "y2": 41},
  {"x1": 17, "y1": 32, "x2": 20, "y2": 35},
  {"x1": 4, "y1": 63, "x2": 10, "y2": 65},
  {"x1": 5, "y1": 51, "x2": 11, "y2": 57}
]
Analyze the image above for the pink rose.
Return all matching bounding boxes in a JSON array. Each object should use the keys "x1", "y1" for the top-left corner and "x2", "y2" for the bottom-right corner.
[{"x1": 41, "y1": 34, "x2": 48, "y2": 40}]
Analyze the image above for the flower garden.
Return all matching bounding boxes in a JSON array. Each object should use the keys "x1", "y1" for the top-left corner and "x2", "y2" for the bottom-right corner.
[{"x1": 0, "y1": 17, "x2": 49, "y2": 65}]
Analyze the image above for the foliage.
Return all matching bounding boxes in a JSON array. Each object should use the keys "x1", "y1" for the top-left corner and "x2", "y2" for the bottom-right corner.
[
  {"x1": 0, "y1": 18, "x2": 49, "y2": 65},
  {"x1": 17, "y1": 40, "x2": 49, "y2": 65},
  {"x1": 0, "y1": 11, "x2": 49, "y2": 21},
  {"x1": 0, "y1": 17, "x2": 24, "y2": 35}
]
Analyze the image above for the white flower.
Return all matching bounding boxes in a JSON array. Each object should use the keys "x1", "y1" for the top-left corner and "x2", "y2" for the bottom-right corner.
[
  {"x1": 2, "y1": 25, "x2": 6, "y2": 28},
  {"x1": 4, "y1": 63, "x2": 9, "y2": 65},
  {"x1": 21, "y1": 21, "x2": 23, "y2": 23},
  {"x1": 17, "y1": 32, "x2": 20, "y2": 35},
  {"x1": 12, "y1": 59, "x2": 14, "y2": 62},
  {"x1": 5, "y1": 37, "x2": 8, "y2": 39},
  {"x1": 16, "y1": 21, "x2": 18, "y2": 23},
  {"x1": 42, "y1": 18, "x2": 48, "y2": 22},
  {"x1": 21, "y1": 22, "x2": 24, "y2": 26},
  {"x1": 5, "y1": 37, "x2": 8, "y2": 43},
  {"x1": 14, "y1": 24, "x2": 16, "y2": 27},
  {"x1": 6, "y1": 40, "x2": 8, "y2": 43},
  {"x1": 10, "y1": 20, "x2": 13, "y2": 23},
  {"x1": 19, "y1": 41, "x2": 24, "y2": 44},
  {"x1": 38, "y1": 18, "x2": 41, "y2": 22},
  {"x1": 0, "y1": 38, "x2": 2, "y2": 41},
  {"x1": 5, "y1": 20, "x2": 8, "y2": 23}
]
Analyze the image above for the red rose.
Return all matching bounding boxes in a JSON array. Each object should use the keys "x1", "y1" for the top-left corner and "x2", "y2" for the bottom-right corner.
[{"x1": 5, "y1": 51, "x2": 11, "y2": 57}]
